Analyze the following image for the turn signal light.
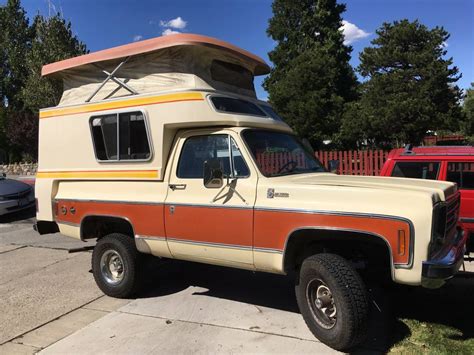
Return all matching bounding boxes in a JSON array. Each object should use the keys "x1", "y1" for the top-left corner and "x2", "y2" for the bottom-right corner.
[{"x1": 398, "y1": 230, "x2": 406, "y2": 256}]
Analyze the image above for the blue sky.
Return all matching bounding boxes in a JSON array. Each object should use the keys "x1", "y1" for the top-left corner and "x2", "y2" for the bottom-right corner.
[{"x1": 10, "y1": 0, "x2": 474, "y2": 99}]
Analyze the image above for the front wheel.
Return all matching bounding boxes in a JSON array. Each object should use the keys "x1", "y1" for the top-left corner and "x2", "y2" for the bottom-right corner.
[
  {"x1": 92, "y1": 233, "x2": 140, "y2": 298},
  {"x1": 295, "y1": 253, "x2": 369, "y2": 351}
]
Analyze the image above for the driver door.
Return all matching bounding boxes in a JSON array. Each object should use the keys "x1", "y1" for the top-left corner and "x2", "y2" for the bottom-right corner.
[{"x1": 164, "y1": 130, "x2": 257, "y2": 268}]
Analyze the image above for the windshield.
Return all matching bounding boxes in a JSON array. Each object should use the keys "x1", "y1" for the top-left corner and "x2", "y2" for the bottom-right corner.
[{"x1": 243, "y1": 130, "x2": 326, "y2": 177}]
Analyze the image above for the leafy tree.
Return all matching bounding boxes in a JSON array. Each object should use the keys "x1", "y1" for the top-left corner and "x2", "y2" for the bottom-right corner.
[
  {"x1": 264, "y1": 0, "x2": 358, "y2": 148},
  {"x1": 341, "y1": 20, "x2": 463, "y2": 148},
  {"x1": 462, "y1": 83, "x2": 474, "y2": 136},
  {"x1": 0, "y1": 6, "x2": 87, "y2": 161},
  {"x1": 0, "y1": 0, "x2": 32, "y2": 161},
  {"x1": 0, "y1": 0, "x2": 32, "y2": 110},
  {"x1": 0, "y1": 10, "x2": 87, "y2": 160},
  {"x1": 20, "y1": 14, "x2": 87, "y2": 113},
  {"x1": 5, "y1": 110, "x2": 38, "y2": 160}
]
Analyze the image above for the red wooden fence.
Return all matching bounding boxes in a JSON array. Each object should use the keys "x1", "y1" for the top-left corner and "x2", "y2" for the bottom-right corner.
[
  {"x1": 315, "y1": 150, "x2": 389, "y2": 176},
  {"x1": 255, "y1": 150, "x2": 389, "y2": 176}
]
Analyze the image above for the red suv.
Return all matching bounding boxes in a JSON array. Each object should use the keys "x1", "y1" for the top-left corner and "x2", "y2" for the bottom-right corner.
[{"x1": 381, "y1": 145, "x2": 474, "y2": 252}]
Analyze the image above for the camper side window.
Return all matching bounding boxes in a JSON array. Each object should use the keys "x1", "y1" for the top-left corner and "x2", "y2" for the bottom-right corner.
[{"x1": 90, "y1": 111, "x2": 151, "y2": 161}]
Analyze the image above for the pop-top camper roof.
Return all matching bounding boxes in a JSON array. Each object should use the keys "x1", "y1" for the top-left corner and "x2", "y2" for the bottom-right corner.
[{"x1": 42, "y1": 34, "x2": 271, "y2": 106}]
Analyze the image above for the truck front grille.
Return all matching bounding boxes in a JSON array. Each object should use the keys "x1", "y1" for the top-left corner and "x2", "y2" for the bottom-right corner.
[
  {"x1": 430, "y1": 192, "x2": 461, "y2": 258},
  {"x1": 445, "y1": 193, "x2": 460, "y2": 236}
]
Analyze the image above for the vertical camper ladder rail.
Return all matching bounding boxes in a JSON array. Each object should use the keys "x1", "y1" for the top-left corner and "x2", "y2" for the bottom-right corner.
[{"x1": 85, "y1": 56, "x2": 138, "y2": 102}]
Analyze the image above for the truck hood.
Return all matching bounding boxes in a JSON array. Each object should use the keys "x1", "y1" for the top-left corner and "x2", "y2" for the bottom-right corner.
[{"x1": 280, "y1": 173, "x2": 456, "y2": 203}]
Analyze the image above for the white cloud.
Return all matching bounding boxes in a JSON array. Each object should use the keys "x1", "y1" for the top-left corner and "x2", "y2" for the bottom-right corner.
[
  {"x1": 162, "y1": 28, "x2": 181, "y2": 36},
  {"x1": 340, "y1": 20, "x2": 370, "y2": 45},
  {"x1": 133, "y1": 35, "x2": 143, "y2": 42},
  {"x1": 160, "y1": 16, "x2": 187, "y2": 30}
]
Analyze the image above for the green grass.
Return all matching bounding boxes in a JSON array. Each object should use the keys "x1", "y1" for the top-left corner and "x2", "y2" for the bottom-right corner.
[{"x1": 390, "y1": 318, "x2": 474, "y2": 354}]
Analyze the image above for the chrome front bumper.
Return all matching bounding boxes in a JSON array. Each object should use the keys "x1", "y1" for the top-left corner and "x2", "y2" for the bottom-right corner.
[{"x1": 421, "y1": 228, "x2": 466, "y2": 289}]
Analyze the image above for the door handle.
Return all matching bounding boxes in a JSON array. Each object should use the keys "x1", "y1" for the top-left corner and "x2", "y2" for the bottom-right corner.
[{"x1": 169, "y1": 184, "x2": 187, "y2": 191}]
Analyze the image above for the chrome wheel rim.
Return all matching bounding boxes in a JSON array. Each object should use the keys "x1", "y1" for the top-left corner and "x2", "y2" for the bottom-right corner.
[
  {"x1": 306, "y1": 279, "x2": 337, "y2": 329},
  {"x1": 100, "y1": 250, "x2": 125, "y2": 285}
]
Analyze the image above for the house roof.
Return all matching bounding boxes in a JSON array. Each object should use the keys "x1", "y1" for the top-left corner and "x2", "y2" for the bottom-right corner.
[{"x1": 41, "y1": 33, "x2": 271, "y2": 77}]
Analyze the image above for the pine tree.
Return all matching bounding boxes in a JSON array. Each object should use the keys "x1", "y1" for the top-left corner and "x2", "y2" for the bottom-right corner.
[
  {"x1": 264, "y1": 0, "x2": 358, "y2": 148},
  {"x1": 341, "y1": 20, "x2": 463, "y2": 148}
]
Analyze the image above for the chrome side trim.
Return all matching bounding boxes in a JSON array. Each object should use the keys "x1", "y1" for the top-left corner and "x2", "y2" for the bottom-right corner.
[
  {"x1": 138, "y1": 235, "x2": 283, "y2": 254},
  {"x1": 55, "y1": 198, "x2": 163, "y2": 206},
  {"x1": 164, "y1": 202, "x2": 252, "y2": 210},
  {"x1": 256, "y1": 206, "x2": 411, "y2": 222},
  {"x1": 167, "y1": 237, "x2": 253, "y2": 251},
  {"x1": 460, "y1": 217, "x2": 474, "y2": 223},
  {"x1": 253, "y1": 247, "x2": 283, "y2": 254},
  {"x1": 57, "y1": 220, "x2": 80, "y2": 227},
  {"x1": 135, "y1": 235, "x2": 166, "y2": 241}
]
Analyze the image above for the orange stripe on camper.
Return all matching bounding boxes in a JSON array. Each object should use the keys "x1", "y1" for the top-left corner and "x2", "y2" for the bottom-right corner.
[
  {"x1": 36, "y1": 170, "x2": 159, "y2": 179},
  {"x1": 39, "y1": 92, "x2": 204, "y2": 119}
]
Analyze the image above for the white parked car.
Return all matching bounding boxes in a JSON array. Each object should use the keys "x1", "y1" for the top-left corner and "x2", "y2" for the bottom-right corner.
[{"x1": 0, "y1": 175, "x2": 35, "y2": 215}]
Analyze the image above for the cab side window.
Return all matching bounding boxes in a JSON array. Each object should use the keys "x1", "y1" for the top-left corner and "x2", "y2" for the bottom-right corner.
[
  {"x1": 90, "y1": 111, "x2": 151, "y2": 161},
  {"x1": 391, "y1": 161, "x2": 440, "y2": 180},
  {"x1": 177, "y1": 135, "x2": 250, "y2": 179},
  {"x1": 447, "y1": 162, "x2": 474, "y2": 189}
]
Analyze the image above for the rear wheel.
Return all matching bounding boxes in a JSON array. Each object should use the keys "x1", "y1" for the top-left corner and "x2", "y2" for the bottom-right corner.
[
  {"x1": 92, "y1": 233, "x2": 140, "y2": 298},
  {"x1": 295, "y1": 253, "x2": 369, "y2": 351}
]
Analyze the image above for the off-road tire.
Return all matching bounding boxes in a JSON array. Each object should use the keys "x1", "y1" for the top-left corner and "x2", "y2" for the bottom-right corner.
[
  {"x1": 92, "y1": 233, "x2": 140, "y2": 298},
  {"x1": 295, "y1": 253, "x2": 369, "y2": 351}
]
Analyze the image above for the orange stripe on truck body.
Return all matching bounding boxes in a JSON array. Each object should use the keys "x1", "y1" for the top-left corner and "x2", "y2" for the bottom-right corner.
[
  {"x1": 254, "y1": 209, "x2": 411, "y2": 265},
  {"x1": 164, "y1": 205, "x2": 253, "y2": 247},
  {"x1": 54, "y1": 199, "x2": 410, "y2": 265},
  {"x1": 55, "y1": 199, "x2": 165, "y2": 237}
]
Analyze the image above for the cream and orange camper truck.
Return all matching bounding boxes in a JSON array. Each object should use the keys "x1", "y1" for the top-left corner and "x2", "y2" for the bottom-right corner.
[{"x1": 35, "y1": 34, "x2": 466, "y2": 351}]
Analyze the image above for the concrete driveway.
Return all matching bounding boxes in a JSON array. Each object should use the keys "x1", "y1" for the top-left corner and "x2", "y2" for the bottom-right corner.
[
  {"x1": 1, "y1": 209, "x2": 473, "y2": 354},
  {"x1": 0, "y1": 210, "x2": 337, "y2": 354}
]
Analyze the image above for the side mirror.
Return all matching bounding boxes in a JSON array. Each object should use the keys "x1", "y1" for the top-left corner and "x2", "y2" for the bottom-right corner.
[
  {"x1": 328, "y1": 159, "x2": 340, "y2": 174},
  {"x1": 203, "y1": 159, "x2": 223, "y2": 188}
]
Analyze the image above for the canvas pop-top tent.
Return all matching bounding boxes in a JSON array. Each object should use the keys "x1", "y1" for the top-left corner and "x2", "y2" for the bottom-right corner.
[{"x1": 42, "y1": 33, "x2": 271, "y2": 107}]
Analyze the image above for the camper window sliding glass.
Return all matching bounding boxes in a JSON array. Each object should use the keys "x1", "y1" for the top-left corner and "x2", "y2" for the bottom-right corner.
[{"x1": 90, "y1": 111, "x2": 151, "y2": 162}]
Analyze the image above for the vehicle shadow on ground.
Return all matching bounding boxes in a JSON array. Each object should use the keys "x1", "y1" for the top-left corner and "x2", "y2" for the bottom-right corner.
[
  {"x1": 0, "y1": 207, "x2": 35, "y2": 224},
  {"x1": 138, "y1": 259, "x2": 474, "y2": 353}
]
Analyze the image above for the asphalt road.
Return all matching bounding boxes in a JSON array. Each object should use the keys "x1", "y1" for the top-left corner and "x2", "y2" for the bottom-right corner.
[{"x1": 1, "y1": 208, "x2": 473, "y2": 354}]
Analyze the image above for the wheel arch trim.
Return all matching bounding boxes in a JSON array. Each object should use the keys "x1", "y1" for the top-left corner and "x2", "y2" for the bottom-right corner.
[
  {"x1": 282, "y1": 226, "x2": 409, "y2": 280},
  {"x1": 79, "y1": 214, "x2": 136, "y2": 241}
]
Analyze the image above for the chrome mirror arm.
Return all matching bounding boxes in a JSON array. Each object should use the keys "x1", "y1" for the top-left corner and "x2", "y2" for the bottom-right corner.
[{"x1": 210, "y1": 178, "x2": 247, "y2": 205}]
